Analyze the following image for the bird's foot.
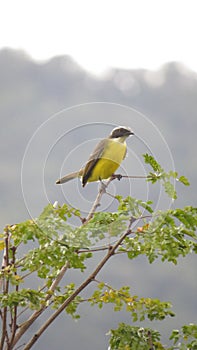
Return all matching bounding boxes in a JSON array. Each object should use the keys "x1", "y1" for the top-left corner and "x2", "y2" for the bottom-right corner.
[{"x1": 110, "y1": 174, "x2": 123, "y2": 181}]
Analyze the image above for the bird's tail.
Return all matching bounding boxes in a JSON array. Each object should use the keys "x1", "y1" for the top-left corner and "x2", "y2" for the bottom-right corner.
[{"x1": 56, "y1": 169, "x2": 83, "y2": 184}]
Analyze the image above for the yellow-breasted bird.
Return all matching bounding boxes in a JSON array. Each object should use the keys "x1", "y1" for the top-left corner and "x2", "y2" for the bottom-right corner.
[{"x1": 56, "y1": 126, "x2": 134, "y2": 187}]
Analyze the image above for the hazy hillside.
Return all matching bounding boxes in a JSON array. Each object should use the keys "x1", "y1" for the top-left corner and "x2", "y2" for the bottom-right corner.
[
  {"x1": 1, "y1": 49, "x2": 196, "y2": 225},
  {"x1": 0, "y1": 48, "x2": 196, "y2": 349}
]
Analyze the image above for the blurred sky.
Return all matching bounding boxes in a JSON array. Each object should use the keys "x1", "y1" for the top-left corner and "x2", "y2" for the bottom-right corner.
[{"x1": 0, "y1": 0, "x2": 196, "y2": 74}]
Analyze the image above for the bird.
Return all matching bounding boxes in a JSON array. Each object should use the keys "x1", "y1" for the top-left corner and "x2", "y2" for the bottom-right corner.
[{"x1": 56, "y1": 126, "x2": 134, "y2": 187}]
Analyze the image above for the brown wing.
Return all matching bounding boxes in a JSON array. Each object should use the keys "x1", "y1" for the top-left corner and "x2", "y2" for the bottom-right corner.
[{"x1": 82, "y1": 139, "x2": 107, "y2": 187}]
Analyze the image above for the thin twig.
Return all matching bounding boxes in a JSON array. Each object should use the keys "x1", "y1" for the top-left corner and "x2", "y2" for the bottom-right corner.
[
  {"x1": 20, "y1": 270, "x2": 36, "y2": 280},
  {"x1": 114, "y1": 174, "x2": 150, "y2": 179},
  {"x1": 78, "y1": 246, "x2": 111, "y2": 253},
  {"x1": 147, "y1": 330, "x2": 154, "y2": 350}
]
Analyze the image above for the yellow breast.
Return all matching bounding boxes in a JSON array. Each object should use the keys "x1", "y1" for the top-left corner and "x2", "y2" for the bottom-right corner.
[{"x1": 88, "y1": 139, "x2": 126, "y2": 182}]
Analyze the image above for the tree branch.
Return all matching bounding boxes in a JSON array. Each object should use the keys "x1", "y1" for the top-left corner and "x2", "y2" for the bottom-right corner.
[
  {"x1": 3, "y1": 174, "x2": 139, "y2": 349},
  {"x1": 12, "y1": 262, "x2": 70, "y2": 348},
  {"x1": 0, "y1": 227, "x2": 11, "y2": 350},
  {"x1": 84, "y1": 173, "x2": 152, "y2": 223},
  {"x1": 84, "y1": 177, "x2": 116, "y2": 223},
  {"x1": 21, "y1": 218, "x2": 135, "y2": 350},
  {"x1": 9, "y1": 246, "x2": 18, "y2": 349}
]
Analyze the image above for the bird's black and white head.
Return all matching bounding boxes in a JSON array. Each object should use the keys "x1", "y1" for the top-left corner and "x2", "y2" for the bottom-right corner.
[{"x1": 109, "y1": 126, "x2": 134, "y2": 140}]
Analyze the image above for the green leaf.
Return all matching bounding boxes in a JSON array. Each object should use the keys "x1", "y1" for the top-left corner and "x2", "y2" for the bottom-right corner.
[
  {"x1": 143, "y1": 154, "x2": 190, "y2": 199},
  {"x1": 164, "y1": 181, "x2": 177, "y2": 199},
  {"x1": 179, "y1": 175, "x2": 190, "y2": 186},
  {"x1": 120, "y1": 206, "x2": 197, "y2": 264},
  {"x1": 108, "y1": 323, "x2": 164, "y2": 350},
  {"x1": 169, "y1": 323, "x2": 197, "y2": 349},
  {"x1": 88, "y1": 284, "x2": 174, "y2": 322},
  {"x1": 0, "y1": 289, "x2": 46, "y2": 309},
  {"x1": 143, "y1": 154, "x2": 163, "y2": 172}
]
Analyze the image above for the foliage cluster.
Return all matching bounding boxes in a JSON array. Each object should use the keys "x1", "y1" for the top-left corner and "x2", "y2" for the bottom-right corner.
[{"x1": 0, "y1": 155, "x2": 196, "y2": 350}]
